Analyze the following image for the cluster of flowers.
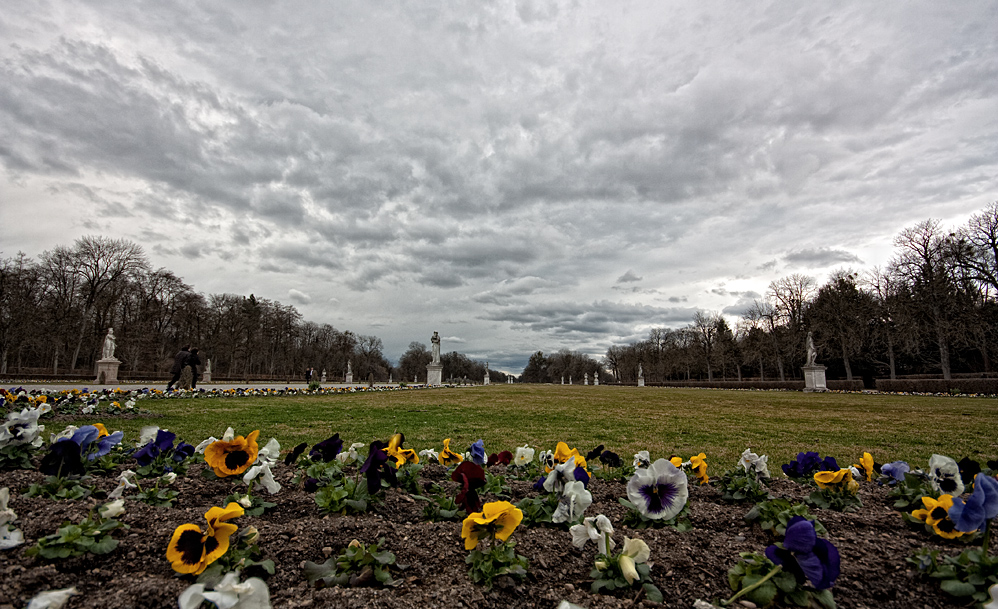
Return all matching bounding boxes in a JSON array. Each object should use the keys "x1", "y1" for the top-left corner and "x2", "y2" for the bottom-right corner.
[
  {"x1": 7, "y1": 406, "x2": 998, "y2": 609},
  {"x1": 1, "y1": 384, "x2": 427, "y2": 417}
]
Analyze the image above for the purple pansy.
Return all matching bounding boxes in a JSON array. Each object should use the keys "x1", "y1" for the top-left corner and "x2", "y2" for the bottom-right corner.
[
  {"x1": 948, "y1": 473, "x2": 998, "y2": 533},
  {"x1": 625, "y1": 458, "x2": 688, "y2": 520},
  {"x1": 765, "y1": 516, "x2": 840, "y2": 590},
  {"x1": 359, "y1": 440, "x2": 397, "y2": 494},
  {"x1": 469, "y1": 439, "x2": 486, "y2": 466},
  {"x1": 309, "y1": 434, "x2": 343, "y2": 462}
]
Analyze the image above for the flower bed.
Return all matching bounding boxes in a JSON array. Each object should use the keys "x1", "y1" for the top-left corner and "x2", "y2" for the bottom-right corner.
[{"x1": 1, "y1": 408, "x2": 996, "y2": 608}]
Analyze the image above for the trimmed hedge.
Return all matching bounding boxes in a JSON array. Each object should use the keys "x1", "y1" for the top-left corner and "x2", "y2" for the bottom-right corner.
[
  {"x1": 643, "y1": 380, "x2": 865, "y2": 391},
  {"x1": 874, "y1": 378, "x2": 998, "y2": 395}
]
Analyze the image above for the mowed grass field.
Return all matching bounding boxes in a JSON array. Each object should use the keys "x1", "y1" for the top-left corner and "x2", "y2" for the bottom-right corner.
[{"x1": 93, "y1": 385, "x2": 998, "y2": 469}]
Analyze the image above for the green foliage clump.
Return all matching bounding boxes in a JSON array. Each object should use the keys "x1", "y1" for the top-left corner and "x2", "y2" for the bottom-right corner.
[
  {"x1": 714, "y1": 467, "x2": 773, "y2": 504},
  {"x1": 304, "y1": 538, "x2": 400, "y2": 588},
  {"x1": 744, "y1": 499, "x2": 826, "y2": 537}
]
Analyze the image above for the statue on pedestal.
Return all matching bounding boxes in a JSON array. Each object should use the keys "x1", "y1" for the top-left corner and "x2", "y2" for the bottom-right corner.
[
  {"x1": 431, "y1": 332, "x2": 441, "y2": 363},
  {"x1": 102, "y1": 328, "x2": 117, "y2": 360},
  {"x1": 805, "y1": 332, "x2": 817, "y2": 366}
]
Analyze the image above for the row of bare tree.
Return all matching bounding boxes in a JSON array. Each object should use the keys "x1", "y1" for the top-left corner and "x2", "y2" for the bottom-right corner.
[
  {"x1": 0, "y1": 236, "x2": 393, "y2": 380},
  {"x1": 605, "y1": 203, "x2": 998, "y2": 383}
]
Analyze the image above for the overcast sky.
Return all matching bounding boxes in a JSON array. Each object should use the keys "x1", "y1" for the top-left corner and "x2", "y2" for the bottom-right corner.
[{"x1": 2, "y1": 2, "x2": 997, "y2": 372}]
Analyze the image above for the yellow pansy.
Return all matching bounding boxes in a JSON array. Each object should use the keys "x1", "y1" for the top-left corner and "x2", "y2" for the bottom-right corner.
[
  {"x1": 204, "y1": 430, "x2": 260, "y2": 477},
  {"x1": 854, "y1": 452, "x2": 875, "y2": 482},
  {"x1": 438, "y1": 438, "x2": 464, "y2": 466},
  {"x1": 690, "y1": 453, "x2": 708, "y2": 485},
  {"x1": 387, "y1": 433, "x2": 419, "y2": 467},
  {"x1": 814, "y1": 468, "x2": 849, "y2": 489},
  {"x1": 461, "y1": 501, "x2": 523, "y2": 550},
  {"x1": 669, "y1": 456, "x2": 683, "y2": 468}
]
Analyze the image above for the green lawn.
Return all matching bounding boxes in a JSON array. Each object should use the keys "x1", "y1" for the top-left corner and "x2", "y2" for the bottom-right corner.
[{"x1": 91, "y1": 385, "x2": 997, "y2": 469}]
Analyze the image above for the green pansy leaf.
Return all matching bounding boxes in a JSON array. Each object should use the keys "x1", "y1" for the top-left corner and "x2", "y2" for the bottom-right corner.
[
  {"x1": 939, "y1": 579, "x2": 978, "y2": 597},
  {"x1": 643, "y1": 583, "x2": 664, "y2": 603}
]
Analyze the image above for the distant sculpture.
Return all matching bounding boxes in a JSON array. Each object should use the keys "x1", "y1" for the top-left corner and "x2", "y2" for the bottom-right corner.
[
  {"x1": 638, "y1": 363, "x2": 643, "y2": 378},
  {"x1": 431, "y1": 332, "x2": 441, "y2": 363},
  {"x1": 101, "y1": 328, "x2": 117, "y2": 360},
  {"x1": 805, "y1": 332, "x2": 817, "y2": 366},
  {"x1": 321, "y1": 369, "x2": 327, "y2": 383},
  {"x1": 594, "y1": 371, "x2": 599, "y2": 386},
  {"x1": 205, "y1": 359, "x2": 212, "y2": 374}
]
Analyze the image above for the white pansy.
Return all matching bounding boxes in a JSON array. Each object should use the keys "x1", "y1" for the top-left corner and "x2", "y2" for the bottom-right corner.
[
  {"x1": 539, "y1": 449, "x2": 555, "y2": 470},
  {"x1": 244, "y1": 462, "x2": 281, "y2": 495},
  {"x1": 0, "y1": 523, "x2": 25, "y2": 549},
  {"x1": 633, "y1": 450, "x2": 651, "y2": 469},
  {"x1": 179, "y1": 571, "x2": 271, "y2": 609},
  {"x1": 137, "y1": 425, "x2": 160, "y2": 448},
  {"x1": 514, "y1": 445, "x2": 535, "y2": 467},
  {"x1": 0, "y1": 487, "x2": 15, "y2": 525},
  {"x1": 256, "y1": 438, "x2": 281, "y2": 464},
  {"x1": 543, "y1": 456, "x2": 578, "y2": 494},
  {"x1": 618, "y1": 537, "x2": 651, "y2": 585},
  {"x1": 552, "y1": 480, "x2": 593, "y2": 524},
  {"x1": 418, "y1": 448, "x2": 439, "y2": 461},
  {"x1": 336, "y1": 442, "x2": 366, "y2": 465},
  {"x1": 26, "y1": 587, "x2": 78, "y2": 609},
  {"x1": 982, "y1": 582, "x2": 998, "y2": 609},
  {"x1": 238, "y1": 495, "x2": 253, "y2": 508},
  {"x1": 99, "y1": 499, "x2": 126, "y2": 519},
  {"x1": 0, "y1": 405, "x2": 48, "y2": 448},
  {"x1": 49, "y1": 425, "x2": 79, "y2": 444},
  {"x1": 222, "y1": 427, "x2": 236, "y2": 442},
  {"x1": 626, "y1": 458, "x2": 689, "y2": 521},
  {"x1": 162, "y1": 472, "x2": 178, "y2": 485},
  {"x1": 195, "y1": 437, "x2": 218, "y2": 454},
  {"x1": 81, "y1": 404, "x2": 95, "y2": 414},
  {"x1": 738, "y1": 449, "x2": 770, "y2": 478},
  {"x1": 928, "y1": 454, "x2": 965, "y2": 496},
  {"x1": 569, "y1": 514, "x2": 615, "y2": 555}
]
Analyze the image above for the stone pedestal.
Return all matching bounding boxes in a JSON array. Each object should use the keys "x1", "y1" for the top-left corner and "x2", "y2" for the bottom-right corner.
[
  {"x1": 483, "y1": 374, "x2": 490, "y2": 385},
  {"x1": 638, "y1": 377, "x2": 645, "y2": 387},
  {"x1": 803, "y1": 365, "x2": 828, "y2": 392},
  {"x1": 426, "y1": 362, "x2": 443, "y2": 386},
  {"x1": 345, "y1": 371, "x2": 353, "y2": 383},
  {"x1": 95, "y1": 358, "x2": 121, "y2": 384}
]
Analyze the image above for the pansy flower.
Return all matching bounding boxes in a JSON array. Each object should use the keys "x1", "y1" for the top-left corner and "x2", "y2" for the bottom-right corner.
[
  {"x1": 461, "y1": 501, "x2": 523, "y2": 550},
  {"x1": 309, "y1": 433, "x2": 343, "y2": 462},
  {"x1": 514, "y1": 445, "x2": 534, "y2": 467},
  {"x1": 626, "y1": 458, "x2": 688, "y2": 521},
  {"x1": 619, "y1": 537, "x2": 651, "y2": 584},
  {"x1": 854, "y1": 452, "x2": 875, "y2": 482},
  {"x1": 469, "y1": 439, "x2": 486, "y2": 466},
  {"x1": 543, "y1": 456, "x2": 581, "y2": 494},
  {"x1": 881, "y1": 461, "x2": 909, "y2": 484},
  {"x1": 487, "y1": 451, "x2": 513, "y2": 466},
  {"x1": 633, "y1": 451, "x2": 651, "y2": 469},
  {"x1": 928, "y1": 454, "x2": 964, "y2": 496},
  {"x1": 283, "y1": 442, "x2": 307, "y2": 466},
  {"x1": 670, "y1": 456, "x2": 683, "y2": 468},
  {"x1": 359, "y1": 440, "x2": 397, "y2": 494},
  {"x1": 39, "y1": 439, "x2": 85, "y2": 477},
  {"x1": 539, "y1": 450, "x2": 555, "y2": 470},
  {"x1": 739, "y1": 448, "x2": 770, "y2": 479},
  {"x1": 814, "y1": 468, "x2": 858, "y2": 492},
  {"x1": 70, "y1": 424, "x2": 124, "y2": 461},
  {"x1": 418, "y1": 448, "x2": 440, "y2": 462},
  {"x1": 552, "y1": 480, "x2": 592, "y2": 524},
  {"x1": 569, "y1": 514, "x2": 615, "y2": 555},
  {"x1": 167, "y1": 503, "x2": 244, "y2": 575},
  {"x1": 765, "y1": 516, "x2": 840, "y2": 590},
  {"x1": 387, "y1": 433, "x2": 419, "y2": 467},
  {"x1": 0, "y1": 403, "x2": 50, "y2": 448},
  {"x1": 134, "y1": 429, "x2": 178, "y2": 466},
  {"x1": 178, "y1": 571, "x2": 270, "y2": 609},
  {"x1": 690, "y1": 453, "x2": 708, "y2": 485},
  {"x1": 911, "y1": 494, "x2": 966, "y2": 539},
  {"x1": 204, "y1": 430, "x2": 260, "y2": 477},
  {"x1": 948, "y1": 473, "x2": 998, "y2": 533},
  {"x1": 600, "y1": 450, "x2": 622, "y2": 468},
  {"x1": 438, "y1": 438, "x2": 464, "y2": 466},
  {"x1": 586, "y1": 444, "x2": 605, "y2": 463},
  {"x1": 452, "y1": 461, "x2": 487, "y2": 512},
  {"x1": 336, "y1": 442, "x2": 367, "y2": 465},
  {"x1": 958, "y1": 457, "x2": 982, "y2": 486}
]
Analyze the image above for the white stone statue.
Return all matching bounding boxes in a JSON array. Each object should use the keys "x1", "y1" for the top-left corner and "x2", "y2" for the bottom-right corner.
[
  {"x1": 321, "y1": 369, "x2": 327, "y2": 382},
  {"x1": 638, "y1": 363, "x2": 643, "y2": 378},
  {"x1": 430, "y1": 331, "x2": 441, "y2": 363},
  {"x1": 205, "y1": 359, "x2": 212, "y2": 374},
  {"x1": 805, "y1": 332, "x2": 817, "y2": 366},
  {"x1": 101, "y1": 328, "x2": 116, "y2": 360},
  {"x1": 347, "y1": 361, "x2": 352, "y2": 375}
]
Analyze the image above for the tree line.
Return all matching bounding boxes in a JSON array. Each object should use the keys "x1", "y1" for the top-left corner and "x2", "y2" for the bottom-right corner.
[
  {"x1": 604, "y1": 203, "x2": 998, "y2": 384},
  {"x1": 0, "y1": 236, "x2": 470, "y2": 382}
]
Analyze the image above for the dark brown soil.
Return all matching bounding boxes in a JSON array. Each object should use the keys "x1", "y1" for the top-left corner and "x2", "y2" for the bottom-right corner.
[{"x1": 0, "y1": 462, "x2": 975, "y2": 609}]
